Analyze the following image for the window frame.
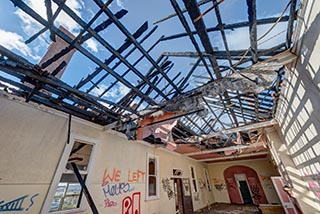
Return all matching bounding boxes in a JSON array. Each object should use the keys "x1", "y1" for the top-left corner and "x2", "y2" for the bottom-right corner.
[
  {"x1": 204, "y1": 168, "x2": 212, "y2": 191},
  {"x1": 42, "y1": 134, "x2": 99, "y2": 214},
  {"x1": 190, "y1": 165, "x2": 198, "y2": 193},
  {"x1": 145, "y1": 153, "x2": 160, "y2": 201}
]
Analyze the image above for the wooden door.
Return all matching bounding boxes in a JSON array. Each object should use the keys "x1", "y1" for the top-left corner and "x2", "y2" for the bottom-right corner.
[{"x1": 271, "y1": 177, "x2": 301, "y2": 214}]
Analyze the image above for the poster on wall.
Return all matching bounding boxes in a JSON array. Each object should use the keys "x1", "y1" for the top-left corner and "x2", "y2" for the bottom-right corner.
[{"x1": 182, "y1": 179, "x2": 191, "y2": 196}]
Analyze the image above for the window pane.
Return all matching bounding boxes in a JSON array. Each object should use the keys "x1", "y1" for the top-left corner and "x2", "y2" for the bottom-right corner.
[
  {"x1": 149, "y1": 158, "x2": 155, "y2": 175},
  {"x1": 61, "y1": 196, "x2": 80, "y2": 210},
  {"x1": 49, "y1": 198, "x2": 62, "y2": 211},
  {"x1": 54, "y1": 183, "x2": 67, "y2": 197},
  {"x1": 192, "y1": 180, "x2": 198, "y2": 192},
  {"x1": 66, "y1": 142, "x2": 93, "y2": 171},
  {"x1": 191, "y1": 167, "x2": 195, "y2": 179},
  {"x1": 148, "y1": 176, "x2": 157, "y2": 196},
  {"x1": 66, "y1": 183, "x2": 82, "y2": 195}
]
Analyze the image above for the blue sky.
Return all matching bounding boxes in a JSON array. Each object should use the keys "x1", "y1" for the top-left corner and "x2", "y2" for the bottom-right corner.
[{"x1": 0, "y1": 0, "x2": 295, "y2": 103}]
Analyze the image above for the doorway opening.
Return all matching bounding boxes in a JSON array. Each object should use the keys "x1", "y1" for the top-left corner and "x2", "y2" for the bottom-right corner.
[
  {"x1": 173, "y1": 178, "x2": 193, "y2": 214},
  {"x1": 235, "y1": 174, "x2": 253, "y2": 204}
]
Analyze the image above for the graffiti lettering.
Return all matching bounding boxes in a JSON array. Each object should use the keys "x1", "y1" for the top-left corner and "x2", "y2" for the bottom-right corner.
[
  {"x1": 122, "y1": 192, "x2": 141, "y2": 214},
  {"x1": 250, "y1": 185, "x2": 262, "y2": 203},
  {"x1": 104, "y1": 198, "x2": 118, "y2": 208},
  {"x1": 0, "y1": 194, "x2": 39, "y2": 212},
  {"x1": 102, "y1": 181, "x2": 134, "y2": 197},
  {"x1": 101, "y1": 168, "x2": 145, "y2": 209},
  {"x1": 162, "y1": 178, "x2": 174, "y2": 199},
  {"x1": 127, "y1": 170, "x2": 145, "y2": 183},
  {"x1": 102, "y1": 168, "x2": 121, "y2": 186}
]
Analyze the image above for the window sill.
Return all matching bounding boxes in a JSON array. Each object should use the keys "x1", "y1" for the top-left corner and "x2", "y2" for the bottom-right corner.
[{"x1": 145, "y1": 196, "x2": 160, "y2": 201}]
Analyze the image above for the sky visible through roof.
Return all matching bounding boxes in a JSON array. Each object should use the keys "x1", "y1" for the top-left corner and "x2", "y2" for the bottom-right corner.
[{"x1": 0, "y1": 0, "x2": 294, "y2": 101}]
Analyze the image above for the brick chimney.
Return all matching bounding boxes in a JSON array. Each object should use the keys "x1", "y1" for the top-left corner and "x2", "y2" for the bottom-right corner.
[{"x1": 38, "y1": 25, "x2": 76, "y2": 79}]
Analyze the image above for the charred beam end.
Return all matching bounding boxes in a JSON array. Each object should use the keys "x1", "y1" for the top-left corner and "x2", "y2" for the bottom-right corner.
[
  {"x1": 286, "y1": 0, "x2": 297, "y2": 48},
  {"x1": 44, "y1": 0, "x2": 56, "y2": 42},
  {"x1": 246, "y1": 0, "x2": 258, "y2": 63}
]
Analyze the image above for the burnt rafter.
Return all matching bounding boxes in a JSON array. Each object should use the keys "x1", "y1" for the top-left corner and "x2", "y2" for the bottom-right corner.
[
  {"x1": 41, "y1": 9, "x2": 128, "y2": 69},
  {"x1": 161, "y1": 15, "x2": 291, "y2": 41},
  {"x1": 246, "y1": 0, "x2": 258, "y2": 63},
  {"x1": 88, "y1": 26, "x2": 160, "y2": 98},
  {"x1": 10, "y1": 0, "x2": 158, "y2": 105},
  {"x1": 182, "y1": 0, "x2": 220, "y2": 76},
  {"x1": 286, "y1": 0, "x2": 297, "y2": 48},
  {"x1": 93, "y1": 0, "x2": 182, "y2": 94},
  {"x1": 1, "y1": 0, "x2": 297, "y2": 144},
  {"x1": 76, "y1": 21, "x2": 149, "y2": 90},
  {"x1": 0, "y1": 45, "x2": 137, "y2": 123},
  {"x1": 169, "y1": 0, "x2": 213, "y2": 79},
  {"x1": 52, "y1": 0, "x2": 171, "y2": 101}
]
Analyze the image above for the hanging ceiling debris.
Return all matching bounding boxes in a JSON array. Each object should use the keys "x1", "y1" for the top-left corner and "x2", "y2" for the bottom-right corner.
[{"x1": 0, "y1": 0, "x2": 298, "y2": 161}]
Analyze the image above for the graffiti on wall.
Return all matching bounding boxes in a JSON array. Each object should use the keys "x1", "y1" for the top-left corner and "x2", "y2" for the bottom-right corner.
[
  {"x1": 122, "y1": 192, "x2": 141, "y2": 214},
  {"x1": 0, "y1": 194, "x2": 39, "y2": 212},
  {"x1": 212, "y1": 177, "x2": 226, "y2": 191},
  {"x1": 224, "y1": 165, "x2": 268, "y2": 204},
  {"x1": 102, "y1": 168, "x2": 144, "y2": 210},
  {"x1": 250, "y1": 184, "x2": 263, "y2": 203},
  {"x1": 162, "y1": 178, "x2": 173, "y2": 200}
]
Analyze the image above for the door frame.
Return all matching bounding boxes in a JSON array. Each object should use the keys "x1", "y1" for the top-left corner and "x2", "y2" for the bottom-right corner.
[
  {"x1": 271, "y1": 176, "x2": 300, "y2": 214},
  {"x1": 235, "y1": 173, "x2": 253, "y2": 204}
]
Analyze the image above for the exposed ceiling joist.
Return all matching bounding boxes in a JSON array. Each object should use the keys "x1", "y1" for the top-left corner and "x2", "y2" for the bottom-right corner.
[{"x1": 202, "y1": 151, "x2": 269, "y2": 162}]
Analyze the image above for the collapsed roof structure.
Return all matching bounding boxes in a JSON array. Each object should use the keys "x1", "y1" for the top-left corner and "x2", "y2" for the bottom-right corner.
[{"x1": 0, "y1": 0, "x2": 298, "y2": 162}]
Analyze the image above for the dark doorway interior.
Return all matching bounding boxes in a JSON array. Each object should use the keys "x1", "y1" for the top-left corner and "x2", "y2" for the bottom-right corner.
[{"x1": 239, "y1": 180, "x2": 253, "y2": 204}]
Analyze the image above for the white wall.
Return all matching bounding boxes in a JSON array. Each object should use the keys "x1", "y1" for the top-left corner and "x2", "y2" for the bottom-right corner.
[
  {"x1": 274, "y1": 0, "x2": 320, "y2": 212},
  {"x1": 0, "y1": 95, "x2": 214, "y2": 214}
]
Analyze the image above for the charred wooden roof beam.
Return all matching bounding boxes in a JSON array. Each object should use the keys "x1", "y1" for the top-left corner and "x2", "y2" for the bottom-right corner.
[
  {"x1": 161, "y1": 15, "x2": 290, "y2": 41},
  {"x1": 182, "y1": 0, "x2": 220, "y2": 78},
  {"x1": 53, "y1": 1, "x2": 170, "y2": 101},
  {"x1": 170, "y1": 0, "x2": 214, "y2": 80},
  {"x1": 246, "y1": 0, "x2": 258, "y2": 63},
  {"x1": 286, "y1": 0, "x2": 297, "y2": 48},
  {"x1": 10, "y1": 0, "x2": 158, "y2": 106},
  {"x1": 93, "y1": 0, "x2": 182, "y2": 94}
]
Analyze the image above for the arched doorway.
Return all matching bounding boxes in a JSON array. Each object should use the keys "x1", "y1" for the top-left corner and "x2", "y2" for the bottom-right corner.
[{"x1": 224, "y1": 165, "x2": 268, "y2": 205}]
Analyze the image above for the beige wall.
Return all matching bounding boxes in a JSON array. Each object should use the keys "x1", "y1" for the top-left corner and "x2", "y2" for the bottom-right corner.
[
  {"x1": 207, "y1": 159, "x2": 281, "y2": 204},
  {"x1": 274, "y1": 0, "x2": 320, "y2": 212},
  {"x1": 0, "y1": 95, "x2": 214, "y2": 214}
]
